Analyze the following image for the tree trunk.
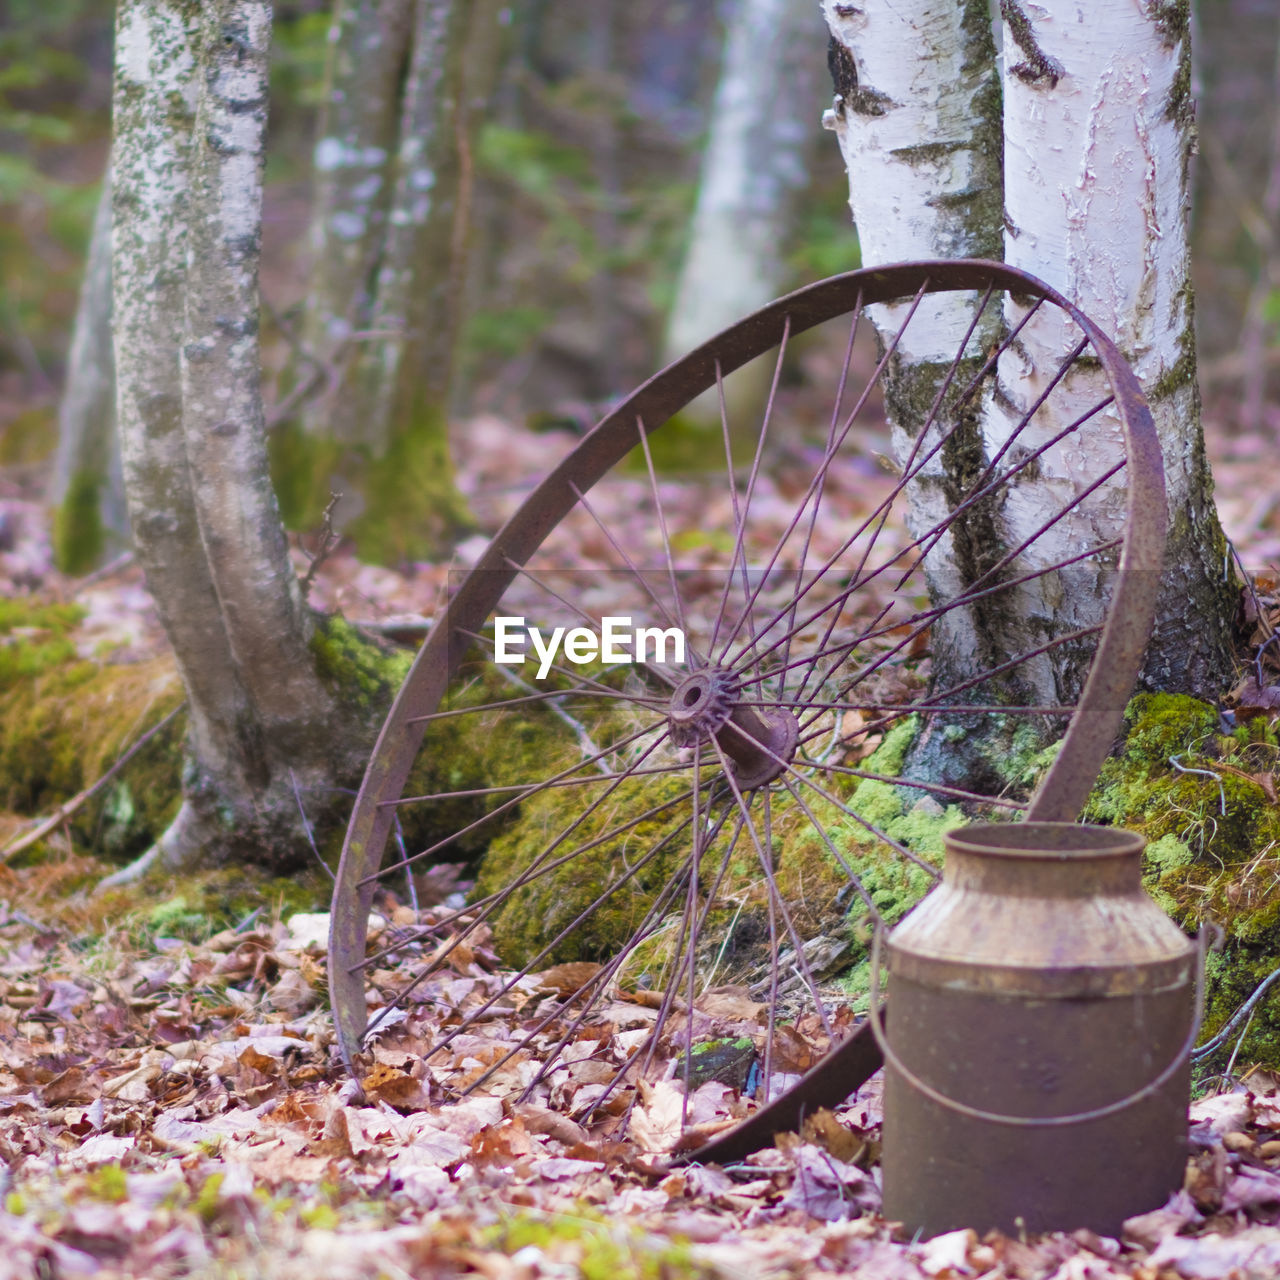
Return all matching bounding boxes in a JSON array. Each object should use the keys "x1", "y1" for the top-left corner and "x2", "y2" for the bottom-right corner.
[
  {"x1": 109, "y1": 0, "x2": 373, "y2": 880},
  {"x1": 51, "y1": 174, "x2": 129, "y2": 574},
  {"x1": 297, "y1": 0, "x2": 412, "y2": 443},
  {"x1": 339, "y1": 0, "x2": 474, "y2": 562},
  {"x1": 664, "y1": 0, "x2": 829, "y2": 431},
  {"x1": 278, "y1": 0, "x2": 474, "y2": 563},
  {"x1": 997, "y1": 0, "x2": 1234, "y2": 698},
  {"x1": 822, "y1": 0, "x2": 1009, "y2": 784},
  {"x1": 823, "y1": 0, "x2": 1234, "y2": 736}
]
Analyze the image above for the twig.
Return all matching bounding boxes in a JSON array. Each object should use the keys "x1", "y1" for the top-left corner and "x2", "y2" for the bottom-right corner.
[
  {"x1": 299, "y1": 491, "x2": 343, "y2": 599},
  {"x1": 1193, "y1": 959, "x2": 1280, "y2": 1061},
  {"x1": 1169, "y1": 754, "x2": 1227, "y2": 816},
  {"x1": 0, "y1": 704, "x2": 186, "y2": 862},
  {"x1": 290, "y1": 767, "x2": 334, "y2": 882},
  {"x1": 71, "y1": 551, "x2": 135, "y2": 596}
]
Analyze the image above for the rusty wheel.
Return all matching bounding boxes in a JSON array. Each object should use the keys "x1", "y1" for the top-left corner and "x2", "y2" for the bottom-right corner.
[{"x1": 328, "y1": 261, "x2": 1165, "y2": 1135}]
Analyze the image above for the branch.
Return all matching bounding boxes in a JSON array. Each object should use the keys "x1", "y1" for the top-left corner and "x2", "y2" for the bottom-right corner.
[
  {"x1": 0, "y1": 703, "x2": 186, "y2": 863},
  {"x1": 299, "y1": 491, "x2": 343, "y2": 599}
]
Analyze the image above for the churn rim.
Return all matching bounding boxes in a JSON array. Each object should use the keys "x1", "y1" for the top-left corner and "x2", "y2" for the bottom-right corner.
[{"x1": 944, "y1": 821, "x2": 1144, "y2": 861}]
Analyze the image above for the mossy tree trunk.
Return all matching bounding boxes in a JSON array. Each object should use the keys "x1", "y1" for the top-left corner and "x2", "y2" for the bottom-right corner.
[
  {"x1": 51, "y1": 174, "x2": 129, "y2": 574},
  {"x1": 280, "y1": 0, "x2": 474, "y2": 563},
  {"x1": 663, "y1": 0, "x2": 829, "y2": 432},
  {"x1": 822, "y1": 0, "x2": 1235, "y2": 773},
  {"x1": 110, "y1": 0, "x2": 380, "y2": 878}
]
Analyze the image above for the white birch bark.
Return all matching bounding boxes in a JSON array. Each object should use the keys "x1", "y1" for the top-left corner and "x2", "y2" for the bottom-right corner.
[
  {"x1": 109, "y1": 0, "x2": 354, "y2": 880},
  {"x1": 997, "y1": 0, "x2": 1232, "y2": 696},
  {"x1": 668, "y1": 0, "x2": 828, "y2": 359},
  {"x1": 822, "y1": 0, "x2": 1003, "y2": 352},
  {"x1": 823, "y1": 0, "x2": 1007, "y2": 738},
  {"x1": 352, "y1": 0, "x2": 467, "y2": 454},
  {"x1": 52, "y1": 174, "x2": 129, "y2": 572}
]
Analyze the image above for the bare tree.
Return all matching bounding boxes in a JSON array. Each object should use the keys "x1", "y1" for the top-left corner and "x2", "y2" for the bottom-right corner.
[
  {"x1": 283, "y1": 0, "x2": 476, "y2": 562},
  {"x1": 664, "y1": 0, "x2": 829, "y2": 430},
  {"x1": 107, "y1": 0, "x2": 377, "y2": 880}
]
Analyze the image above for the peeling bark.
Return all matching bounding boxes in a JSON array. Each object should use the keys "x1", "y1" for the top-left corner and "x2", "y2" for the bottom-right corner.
[
  {"x1": 998, "y1": 0, "x2": 1234, "y2": 698},
  {"x1": 823, "y1": 0, "x2": 1233, "y2": 737},
  {"x1": 52, "y1": 174, "x2": 129, "y2": 573}
]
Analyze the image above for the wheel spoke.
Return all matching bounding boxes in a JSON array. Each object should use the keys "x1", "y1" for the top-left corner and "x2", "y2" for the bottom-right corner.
[
  {"x1": 635, "y1": 414, "x2": 695, "y2": 662},
  {"x1": 329, "y1": 264, "x2": 1164, "y2": 1148}
]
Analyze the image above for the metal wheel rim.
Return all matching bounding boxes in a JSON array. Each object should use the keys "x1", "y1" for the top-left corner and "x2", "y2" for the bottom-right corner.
[{"x1": 328, "y1": 257, "x2": 1167, "y2": 1086}]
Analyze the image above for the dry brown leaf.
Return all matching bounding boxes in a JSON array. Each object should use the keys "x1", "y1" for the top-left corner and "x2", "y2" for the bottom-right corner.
[
  {"x1": 40, "y1": 1066, "x2": 94, "y2": 1106},
  {"x1": 361, "y1": 1062, "x2": 432, "y2": 1111},
  {"x1": 510, "y1": 1102, "x2": 590, "y2": 1148},
  {"x1": 629, "y1": 1080, "x2": 686, "y2": 1153},
  {"x1": 532, "y1": 961, "x2": 603, "y2": 996},
  {"x1": 695, "y1": 988, "x2": 766, "y2": 1023}
]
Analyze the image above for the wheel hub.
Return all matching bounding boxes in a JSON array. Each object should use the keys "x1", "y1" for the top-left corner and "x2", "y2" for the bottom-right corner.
[{"x1": 667, "y1": 668, "x2": 799, "y2": 789}]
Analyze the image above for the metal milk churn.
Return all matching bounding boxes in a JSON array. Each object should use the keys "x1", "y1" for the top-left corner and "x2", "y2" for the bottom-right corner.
[{"x1": 879, "y1": 822, "x2": 1196, "y2": 1239}]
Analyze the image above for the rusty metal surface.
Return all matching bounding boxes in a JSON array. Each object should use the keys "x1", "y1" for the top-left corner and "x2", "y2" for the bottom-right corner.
[
  {"x1": 675, "y1": 1010, "x2": 886, "y2": 1168},
  {"x1": 328, "y1": 258, "x2": 1169, "y2": 1115},
  {"x1": 882, "y1": 823, "x2": 1194, "y2": 1237}
]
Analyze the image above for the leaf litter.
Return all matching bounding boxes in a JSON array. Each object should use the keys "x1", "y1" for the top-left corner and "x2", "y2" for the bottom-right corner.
[
  {"x1": 0, "y1": 891, "x2": 1279, "y2": 1279},
  {"x1": 4, "y1": 412, "x2": 1280, "y2": 1273}
]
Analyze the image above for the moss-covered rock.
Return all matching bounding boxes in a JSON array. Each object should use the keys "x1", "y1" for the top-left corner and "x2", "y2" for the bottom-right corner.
[
  {"x1": 1084, "y1": 692, "x2": 1280, "y2": 1069},
  {"x1": 0, "y1": 600, "x2": 186, "y2": 860}
]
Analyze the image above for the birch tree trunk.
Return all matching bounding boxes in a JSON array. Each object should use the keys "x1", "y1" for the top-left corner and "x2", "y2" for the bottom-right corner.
[
  {"x1": 51, "y1": 174, "x2": 129, "y2": 574},
  {"x1": 279, "y1": 0, "x2": 473, "y2": 562},
  {"x1": 996, "y1": 0, "x2": 1233, "y2": 697},
  {"x1": 297, "y1": 0, "x2": 412, "y2": 441},
  {"x1": 340, "y1": 0, "x2": 474, "y2": 562},
  {"x1": 664, "y1": 0, "x2": 828, "y2": 430},
  {"x1": 823, "y1": 0, "x2": 1233, "y2": 758},
  {"x1": 821, "y1": 0, "x2": 1010, "y2": 785},
  {"x1": 109, "y1": 0, "x2": 377, "y2": 879}
]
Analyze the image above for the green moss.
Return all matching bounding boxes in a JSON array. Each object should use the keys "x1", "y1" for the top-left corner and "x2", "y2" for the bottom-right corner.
[
  {"x1": 268, "y1": 420, "x2": 341, "y2": 533},
  {"x1": 347, "y1": 404, "x2": 474, "y2": 564},
  {"x1": 866, "y1": 715, "x2": 918, "y2": 776},
  {"x1": 482, "y1": 1211, "x2": 711, "y2": 1280},
  {"x1": 0, "y1": 650, "x2": 185, "y2": 861},
  {"x1": 477, "y1": 763, "x2": 692, "y2": 969},
  {"x1": 310, "y1": 613, "x2": 413, "y2": 711},
  {"x1": 0, "y1": 598, "x2": 85, "y2": 690},
  {"x1": 52, "y1": 468, "x2": 107, "y2": 576},
  {"x1": 84, "y1": 1164, "x2": 127, "y2": 1204},
  {"x1": 1083, "y1": 692, "x2": 1280, "y2": 1068},
  {"x1": 272, "y1": 406, "x2": 474, "y2": 565}
]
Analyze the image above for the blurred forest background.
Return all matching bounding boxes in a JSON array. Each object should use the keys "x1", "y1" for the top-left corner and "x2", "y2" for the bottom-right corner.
[{"x1": 1, "y1": 0, "x2": 1280, "y2": 556}]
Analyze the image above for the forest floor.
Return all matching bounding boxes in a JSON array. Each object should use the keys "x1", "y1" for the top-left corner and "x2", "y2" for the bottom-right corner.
[{"x1": 2, "y1": 403, "x2": 1280, "y2": 1277}]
